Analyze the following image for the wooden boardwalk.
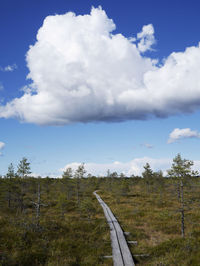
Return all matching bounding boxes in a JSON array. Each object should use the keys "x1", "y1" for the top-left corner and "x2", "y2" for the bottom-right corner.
[{"x1": 93, "y1": 191, "x2": 135, "y2": 266}]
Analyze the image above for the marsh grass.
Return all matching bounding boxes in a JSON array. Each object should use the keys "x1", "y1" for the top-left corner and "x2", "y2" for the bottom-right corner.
[
  {"x1": 0, "y1": 177, "x2": 112, "y2": 266},
  {"x1": 1, "y1": 176, "x2": 200, "y2": 265},
  {"x1": 99, "y1": 178, "x2": 200, "y2": 265}
]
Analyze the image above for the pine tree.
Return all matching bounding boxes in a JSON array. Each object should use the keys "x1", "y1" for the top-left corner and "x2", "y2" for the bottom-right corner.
[
  {"x1": 5, "y1": 163, "x2": 15, "y2": 208},
  {"x1": 62, "y1": 167, "x2": 73, "y2": 179},
  {"x1": 17, "y1": 157, "x2": 31, "y2": 178},
  {"x1": 6, "y1": 163, "x2": 15, "y2": 179},
  {"x1": 167, "y1": 153, "x2": 196, "y2": 238},
  {"x1": 16, "y1": 158, "x2": 31, "y2": 212},
  {"x1": 142, "y1": 163, "x2": 154, "y2": 193},
  {"x1": 142, "y1": 163, "x2": 154, "y2": 179},
  {"x1": 62, "y1": 167, "x2": 73, "y2": 199},
  {"x1": 75, "y1": 164, "x2": 86, "y2": 206}
]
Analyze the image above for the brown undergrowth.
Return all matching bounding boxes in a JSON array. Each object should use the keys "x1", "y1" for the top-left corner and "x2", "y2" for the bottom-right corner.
[{"x1": 99, "y1": 178, "x2": 200, "y2": 265}]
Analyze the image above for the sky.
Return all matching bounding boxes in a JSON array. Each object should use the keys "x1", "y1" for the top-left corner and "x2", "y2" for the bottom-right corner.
[{"x1": 1, "y1": 0, "x2": 200, "y2": 177}]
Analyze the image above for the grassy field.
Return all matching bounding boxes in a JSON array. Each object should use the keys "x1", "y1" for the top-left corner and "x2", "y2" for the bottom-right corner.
[
  {"x1": 0, "y1": 177, "x2": 112, "y2": 265},
  {"x1": 99, "y1": 177, "x2": 200, "y2": 265},
  {"x1": 1, "y1": 176, "x2": 200, "y2": 265}
]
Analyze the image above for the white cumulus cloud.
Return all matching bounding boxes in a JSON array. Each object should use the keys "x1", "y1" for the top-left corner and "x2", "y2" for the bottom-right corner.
[
  {"x1": 0, "y1": 141, "x2": 5, "y2": 149},
  {"x1": 137, "y1": 24, "x2": 155, "y2": 52},
  {"x1": 0, "y1": 64, "x2": 17, "y2": 72},
  {"x1": 1, "y1": 7, "x2": 200, "y2": 125},
  {"x1": 60, "y1": 157, "x2": 172, "y2": 176},
  {"x1": 168, "y1": 128, "x2": 200, "y2": 143},
  {"x1": 60, "y1": 157, "x2": 200, "y2": 176},
  {"x1": 0, "y1": 141, "x2": 5, "y2": 155}
]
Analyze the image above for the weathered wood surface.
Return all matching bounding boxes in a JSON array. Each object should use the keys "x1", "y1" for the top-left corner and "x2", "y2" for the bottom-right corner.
[{"x1": 93, "y1": 191, "x2": 135, "y2": 266}]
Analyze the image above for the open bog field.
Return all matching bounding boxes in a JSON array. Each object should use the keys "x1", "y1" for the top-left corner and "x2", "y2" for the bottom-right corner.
[
  {"x1": 99, "y1": 177, "x2": 200, "y2": 265},
  {"x1": 1, "y1": 176, "x2": 200, "y2": 265}
]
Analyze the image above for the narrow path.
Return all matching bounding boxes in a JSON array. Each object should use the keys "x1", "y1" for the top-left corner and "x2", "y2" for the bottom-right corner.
[{"x1": 93, "y1": 191, "x2": 135, "y2": 266}]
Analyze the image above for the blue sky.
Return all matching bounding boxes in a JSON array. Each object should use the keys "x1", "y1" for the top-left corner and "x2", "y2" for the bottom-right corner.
[{"x1": 1, "y1": 0, "x2": 200, "y2": 176}]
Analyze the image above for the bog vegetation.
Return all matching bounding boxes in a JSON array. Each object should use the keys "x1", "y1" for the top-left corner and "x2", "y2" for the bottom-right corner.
[{"x1": 1, "y1": 154, "x2": 200, "y2": 265}]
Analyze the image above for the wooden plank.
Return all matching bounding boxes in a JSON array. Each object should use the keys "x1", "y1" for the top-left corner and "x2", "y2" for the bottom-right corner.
[
  {"x1": 128, "y1": 241, "x2": 138, "y2": 245},
  {"x1": 94, "y1": 193, "x2": 124, "y2": 265},
  {"x1": 94, "y1": 191, "x2": 135, "y2": 266}
]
